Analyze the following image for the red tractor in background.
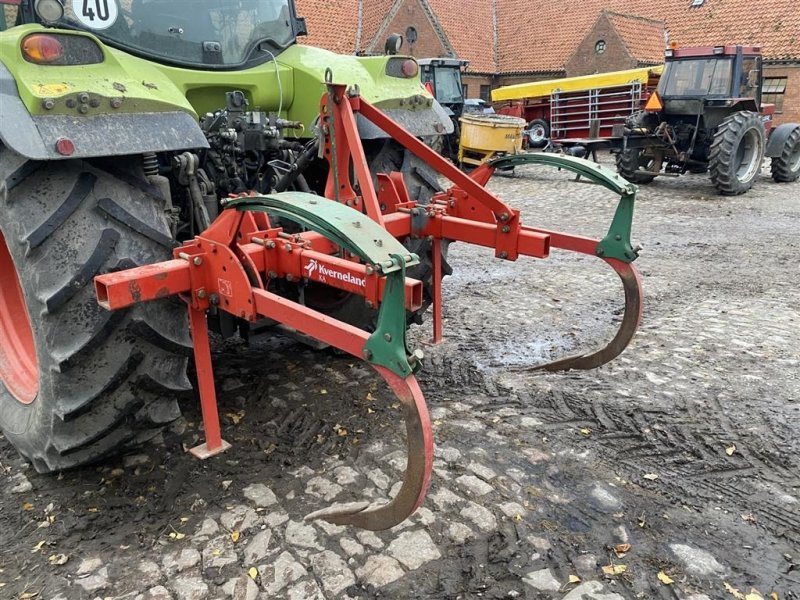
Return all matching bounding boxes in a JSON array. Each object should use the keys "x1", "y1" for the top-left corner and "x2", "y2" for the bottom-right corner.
[{"x1": 616, "y1": 45, "x2": 800, "y2": 195}]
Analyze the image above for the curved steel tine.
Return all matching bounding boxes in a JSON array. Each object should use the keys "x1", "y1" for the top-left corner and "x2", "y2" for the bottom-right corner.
[
  {"x1": 304, "y1": 367, "x2": 433, "y2": 531},
  {"x1": 534, "y1": 259, "x2": 643, "y2": 372}
]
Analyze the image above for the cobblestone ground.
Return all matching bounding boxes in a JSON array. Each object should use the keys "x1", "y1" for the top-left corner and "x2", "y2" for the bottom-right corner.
[{"x1": 1, "y1": 157, "x2": 798, "y2": 600}]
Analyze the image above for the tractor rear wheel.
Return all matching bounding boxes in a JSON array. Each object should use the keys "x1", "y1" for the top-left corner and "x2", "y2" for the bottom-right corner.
[
  {"x1": 770, "y1": 125, "x2": 800, "y2": 183},
  {"x1": 615, "y1": 148, "x2": 657, "y2": 184},
  {"x1": 368, "y1": 140, "x2": 453, "y2": 323},
  {"x1": 709, "y1": 111, "x2": 766, "y2": 195},
  {"x1": 0, "y1": 147, "x2": 191, "y2": 472}
]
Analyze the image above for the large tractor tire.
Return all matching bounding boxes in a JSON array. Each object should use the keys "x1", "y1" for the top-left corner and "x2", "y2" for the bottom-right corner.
[
  {"x1": 0, "y1": 147, "x2": 191, "y2": 473},
  {"x1": 615, "y1": 148, "x2": 657, "y2": 184},
  {"x1": 368, "y1": 139, "x2": 453, "y2": 322},
  {"x1": 770, "y1": 125, "x2": 800, "y2": 183},
  {"x1": 709, "y1": 111, "x2": 766, "y2": 195}
]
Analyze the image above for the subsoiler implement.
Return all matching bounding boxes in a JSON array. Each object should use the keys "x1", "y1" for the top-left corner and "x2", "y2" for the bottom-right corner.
[{"x1": 94, "y1": 80, "x2": 643, "y2": 531}]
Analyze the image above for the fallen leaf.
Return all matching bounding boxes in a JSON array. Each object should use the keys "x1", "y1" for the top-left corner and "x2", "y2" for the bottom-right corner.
[
  {"x1": 657, "y1": 570, "x2": 674, "y2": 585},
  {"x1": 367, "y1": 408, "x2": 375, "y2": 414},
  {"x1": 602, "y1": 564, "x2": 627, "y2": 575},
  {"x1": 643, "y1": 473, "x2": 659, "y2": 481},
  {"x1": 168, "y1": 532, "x2": 186, "y2": 540},
  {"x1": 745, "y1": 591, "x2": 764, "y2": 600},
  {"x1": 48, "y1": 554, "x2": 69, "y2": 566},
  {"x1": 726, "y1": 444, "x2": 737, "y2": 456},
  {"x1": 231, "y1": 531, "x2": 240, "y2": 543},
  {"x1": 580, "y1": 428, "x2": 592, "y2": 436},
  {"x1": 22, "y1": 502, "x2": 34, "y2": 511},
  {"x1": 109, "y1": 468, "x2": 125, "y2": 478},
  {"x1": 513, "y1": 514, "x2": 523, "y2": 522},
  {"x1": 31, "y1": 541, "x2": 45, "y2": 553},
  {"x1": 248, "y1": 567, "x2": 258, "y2": 580},
  {"x1": 770, "y1": 593, "x2": 778, "y2": 600},
  {"x1": 725, "y1": 582, "x2": 746, "y2": 600},
  {"x1": 366, "y1": 392, "x2": 375, "y2": 402},
  {"x1": 19, "y1": 593, "x2": 37, "y2": 599},
  {"x1": 568, "y1": 575, "x2": 581, "y2": 584},
  {"x1": 180, "y1": 517, "x2": 189, "y2": 523},
  {"x1": 226, "y1": 410, "x2": 245, "y2": 425},
  {"x1": 614, "y1": 543, "x2": 631, "y2": 557},
  {"x1": 212, "y1": 548, "x2": 221, "y2": 557},
  {"x1": 87, "y1": 507, "x2": 99, "y2": 513},
  {"x1": 320, "y1": 389, "x2": 327, "y2": 395}
]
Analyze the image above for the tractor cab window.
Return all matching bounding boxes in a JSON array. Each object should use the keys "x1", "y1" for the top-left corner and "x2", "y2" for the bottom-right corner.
[
  {"x1": 660, "y1": 58, "x2": 733, "y2": 97},
  {"x1": 739, "y1": 57, "x2": 760, "y2": 98},
  {"x1": 0, "y1": 4, "x2": 19, "y2": 31},
  {"x1": 431, "y1": 67, "x2": 464, "y2": 105},
  {"x1": 56, "y1": 0, "x2": 295, "y2": 67}
]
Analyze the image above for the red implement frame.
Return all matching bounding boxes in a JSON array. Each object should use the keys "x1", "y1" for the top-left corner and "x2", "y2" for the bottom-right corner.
[{"x1": 94, "y1": 81, "x2": 642, "y2": 531}]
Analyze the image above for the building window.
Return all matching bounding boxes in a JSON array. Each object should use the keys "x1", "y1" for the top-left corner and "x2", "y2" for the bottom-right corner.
[
  {"x1": 762, "y1": 77, "x2": 787, "y2": 113},
  {"x1": 405, "y1": 26, "x2": 418, "y2": 45},
  {"x1": 595, "y1": 40, "x2": 606, "y2": 54},
  {"x1": 463, "y1": 84, "x2": 469, "y2": 98},
  {"x1": 479, "y1": 85, "x2": 491, "y2": 102}
]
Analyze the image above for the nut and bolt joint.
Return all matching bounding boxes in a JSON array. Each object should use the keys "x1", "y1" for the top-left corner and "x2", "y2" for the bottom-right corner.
[
  {"x1": 193, "y1": 257, "x2": 203, "y2": 266},
  {"x1": 501, "y1": 225, "x2": 511, "y2": 234},
  {"x1": 384, "y1": 333, "x2": 392, "y2": 342},
  {"x1": 196, "y1": 288, "x2": 207, "y2": 299},
  {"x1": 499, "y1": 251, "x2": 509, "y2": 259},
  {"x1": 42, "y1": 98, "x2": 55, "y2": 110}
]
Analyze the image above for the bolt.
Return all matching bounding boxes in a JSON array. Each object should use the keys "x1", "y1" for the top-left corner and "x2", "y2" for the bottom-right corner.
[
  {"x1": 363, "y1": 349, "x2": 373, "y2": 360},
  {"x1": 499, "y1": 251, "x2": 509, "y2": 259},
  {"x1": 193, "y1": 256, "x2": 203, "y2": 266},
  {"x1": 90, "y1": 98, "x2": 100, "y2": 108},
  {"x1": 196, "y1": 289, "x2": 207, "y2": 299},
  {"x1": 42, "y1": 98, "x2": 55, "y2": 110},
  {"x1": 268, "y1": 271, "x2": 278, "y2": 279},
  {"x1": 615, "y1": 234, "x2": 622, "y2": 241},
  {"x1": 78, "y1": 104, "x2": 89, "y2": 114},
  {"x1": 284, "y1": 244, "x2": 293, "y2": 252},
  {"x1": 596, "y1": 248, "x2": 605, "y2": 257},
  {"x1": 499, "y1": 212, "x2": 510, "y2": 222},
  {"x1": 353, "y1": 221, "x2": 361, "y2": 228},
  {"x1": 110, "y1": 97, "x2": 123, "y2": 109},
  {"x1": 502, "y1": 225, "x2": 510, "y2": 233},
  {"x1": 366, "y1": 266, "x2": 374, "y2": 275},
  {"x1": 384, "y1": 333, "x2": 392, "y2": 342},
  {"x1": 66, "y1": 98, "x2": 77, "y2": 108},
  {"x1": 286, "y1": 274, "x2": 294, "y2": 282},
  {"x1": 78, "y1": 92, "x2": 90, "y2": 104},
  {"x1": 449, "y1": 200, "x2": 456, "y2": 208},
  {"x1": 209, "y1": 294, "x2": 220, "y2": 306},
  {"x1": 365, "y1": 300, "x2": 374, "y2": 309},
  {"x1": 267, "y1": 240, "x2": 276, "y2": 249}
]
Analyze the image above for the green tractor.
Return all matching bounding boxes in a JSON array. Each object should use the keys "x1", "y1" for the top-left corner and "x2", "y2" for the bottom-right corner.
[{"x1": 0, "y1": 0, "x2": 452, "y2": 472}]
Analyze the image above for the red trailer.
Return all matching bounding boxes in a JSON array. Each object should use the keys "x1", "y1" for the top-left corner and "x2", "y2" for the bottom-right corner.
[{"x1": 493, "y1": 66, "x2": 663, "y2": 146}]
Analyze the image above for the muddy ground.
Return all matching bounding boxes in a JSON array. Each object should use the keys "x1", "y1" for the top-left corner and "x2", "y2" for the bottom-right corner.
[{"x1": 1, "y1": 157, "x2": 798, "y2": 600}]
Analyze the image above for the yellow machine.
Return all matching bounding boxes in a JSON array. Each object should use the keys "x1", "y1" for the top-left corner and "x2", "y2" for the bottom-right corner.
[{"x1": 458, "y1": 114, "x2": 526, "y2": 166}]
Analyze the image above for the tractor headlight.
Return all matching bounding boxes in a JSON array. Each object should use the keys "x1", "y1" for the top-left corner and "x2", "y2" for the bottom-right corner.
[
  {"x1": 22, "y1": 33, "x2": 104, "y2": 65},
  {"x1": 386, "y1": 57, "x2": 419, "y2": 79},
  {"x1": 34, "y1": 0, "x2": 65, "y2": 24}
]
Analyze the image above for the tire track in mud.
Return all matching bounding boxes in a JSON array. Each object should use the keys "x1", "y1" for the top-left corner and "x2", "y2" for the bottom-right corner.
[{"x1": 503, "y1": 378, "x2": 800, "y2": 548}]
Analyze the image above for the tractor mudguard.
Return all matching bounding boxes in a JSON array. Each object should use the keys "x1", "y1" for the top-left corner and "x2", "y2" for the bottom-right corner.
[
  {"x1": 0, "y1": 59, "x2": 208, "y2": 161},
  {"x1": 765, "y1": 122, "x2": 800, "y2": 158}
]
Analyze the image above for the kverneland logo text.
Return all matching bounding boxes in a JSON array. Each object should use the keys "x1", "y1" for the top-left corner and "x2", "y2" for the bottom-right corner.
[{"x1": 305, "y1": 259, "x2": 366, "y2": 287}]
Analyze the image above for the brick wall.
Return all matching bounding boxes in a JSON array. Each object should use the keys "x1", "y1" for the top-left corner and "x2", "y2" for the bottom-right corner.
[
  {"x1": 564, "y1": 13, "x2": 637, "y2": 77},
  {"x1": 365, "y1": 0, "x2": 449, "y2": 59},
  {"x1": 764, "y1": 65, "x2": 800, "y2": 126}
]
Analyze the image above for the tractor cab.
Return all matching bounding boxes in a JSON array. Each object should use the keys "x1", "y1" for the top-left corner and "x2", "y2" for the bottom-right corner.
[
  {"x1": 15, "y1": 0, "x2": 306, "y2": 67},
  {"x1": 419, "y1": 58, "x2": 468, "y2": 118},
  {"x1": 656, "y1": 45, "x2": 763, "y2": 115}
]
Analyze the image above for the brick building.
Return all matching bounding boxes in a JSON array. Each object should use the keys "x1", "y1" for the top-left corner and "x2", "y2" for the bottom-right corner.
[{"x1": 296, "y1": 0, "x2": 800, "y2": 125}]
